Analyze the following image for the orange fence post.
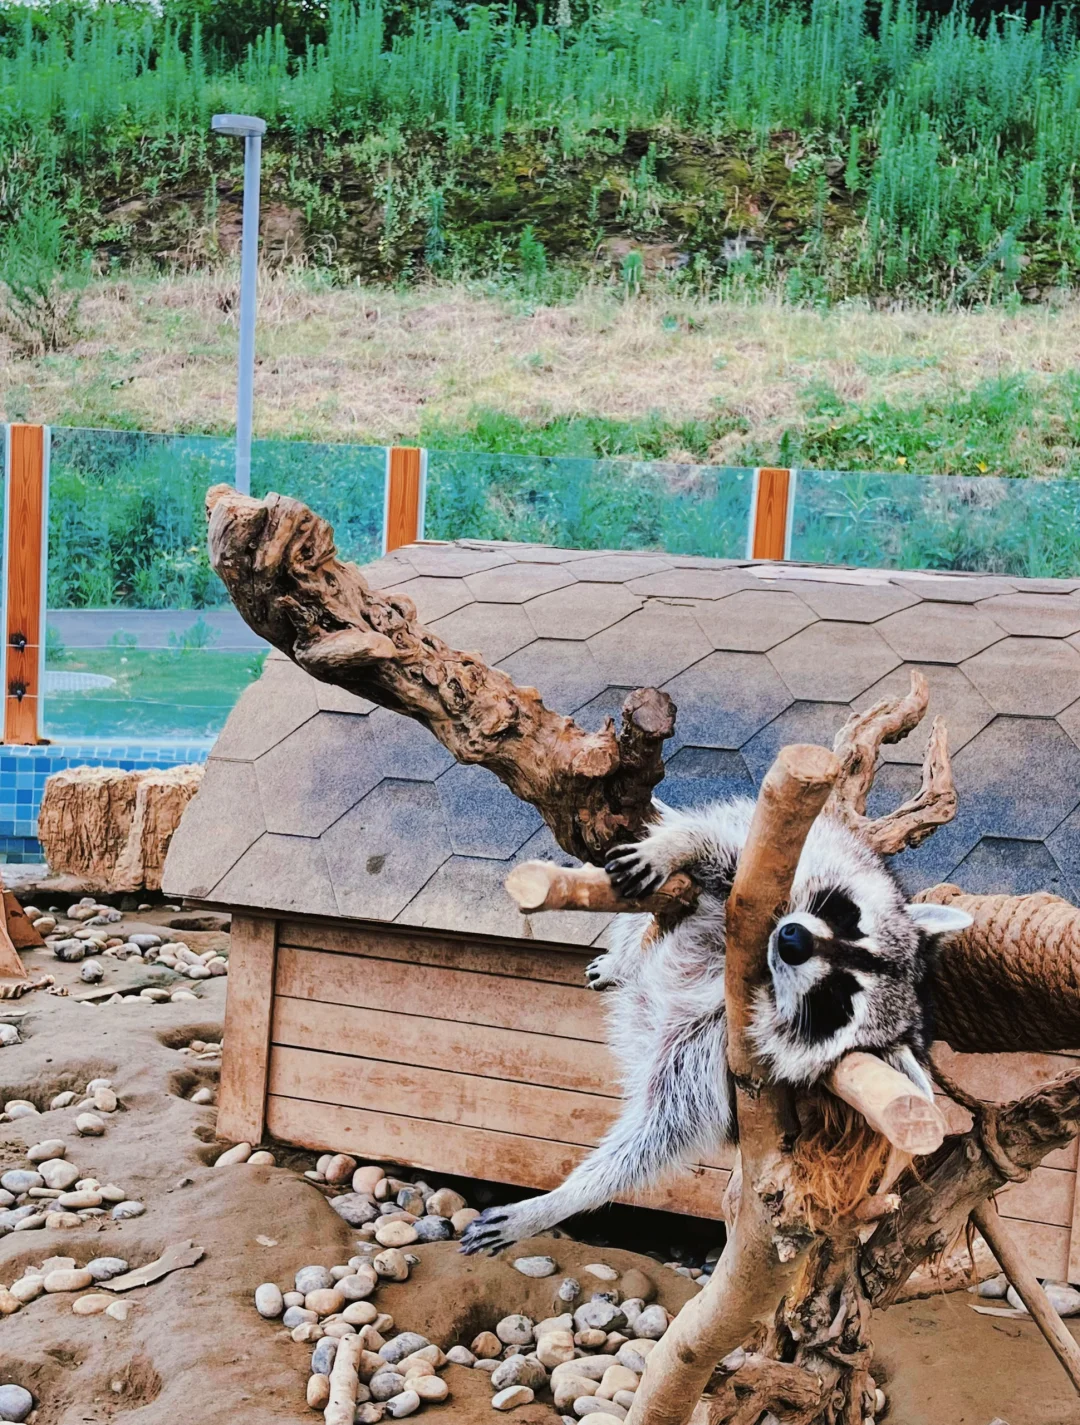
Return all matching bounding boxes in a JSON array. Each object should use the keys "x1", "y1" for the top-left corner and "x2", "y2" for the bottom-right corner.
[
  {"x1": 383, "y1": 446, "x2": 425, "y2": 553},
  {"x1": 3, "y1": 424, "x2": 47, "y2": 745},
  {"x1": 749, "y1": 466, "x2": 793, "y2": 561}
]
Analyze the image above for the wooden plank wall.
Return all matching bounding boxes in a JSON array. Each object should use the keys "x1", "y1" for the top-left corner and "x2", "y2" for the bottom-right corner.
[
  {"x1": 3, "y1": 424, "x2": 47, "y2": 744},
  {"x1": 233, "y1": 916, "x2": 1080, "y2": 1273},
  {"x1": 266, "y1": 920, "x2": 733, "y2": 1219}
]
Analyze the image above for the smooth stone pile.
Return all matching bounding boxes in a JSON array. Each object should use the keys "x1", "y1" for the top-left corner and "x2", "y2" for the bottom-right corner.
[
  {"x1": 304, "y1": 1157, "x2": 480, "y2": 1244},
  {"x1": 443, "y1": 1260, "x2": 669, "y2": 1415},
  {"x1": 0, "y1": 1251, "x2": 134, "y2": 1321},
  {"x1": 214, "y1": 1141, "x2": 277, "y2": 1167},
  {"x1": 0, "y1": 1125, "x2": 136, "y2": 1247},
  {"x1": 30, "y1": 899, "x2": 229, "y2": 1000},
  {"x1": 254, "y1": 1248, "x2": 452, "y2": 1420}
]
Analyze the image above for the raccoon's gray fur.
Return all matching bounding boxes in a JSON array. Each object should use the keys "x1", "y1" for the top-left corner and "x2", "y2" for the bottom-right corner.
[{"x1": 460, "y1": 796, "x2": 971, "y2": 1255}]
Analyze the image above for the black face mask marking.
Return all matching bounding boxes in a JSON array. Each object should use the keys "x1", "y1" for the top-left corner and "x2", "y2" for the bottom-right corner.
[
  {"x1": 798, "y1": 968, "x2": 860, "y2": 1043},
  {"x1": 807, "y1": 886, "x2": 863, "y2": 939}
]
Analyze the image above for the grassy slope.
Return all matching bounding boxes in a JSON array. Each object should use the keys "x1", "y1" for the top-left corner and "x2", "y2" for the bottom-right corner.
[{"x1": 3, "y1": 270, "x2": 1079, "y2": 478}]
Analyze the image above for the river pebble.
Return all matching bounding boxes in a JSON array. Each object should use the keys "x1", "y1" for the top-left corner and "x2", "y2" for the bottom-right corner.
[
  {"x1": 496, "y1": 1314, "x2": 535, "y2": 1346},
  {"x1": 38, "y1": 1159, "x2": 80, "y2": 1190},
  {"x1": 0, "y1": 1385, "x2": 33, "y2": 1422},
  {"x1": 295, "y1": 1265, "x2": 334, "y2": 1294},
  {"x1": 87, "y1": 1258, "x2": 129, "y2": 1283},
  {"x1": 44, "y1": 1268, "x2": 93, "y2": 1292},
  {"x1": 215, "y1": 1142, "x2": 252, "y2": 1166},
  {"x1": 111, "y1": 1200, "x2": 145, "y2": 1220},
  {"x1": 493, "y1": 1386, "x2": 535, "y2": 1411},
  {"x1": 375, "y1": 1220, "x2": 417, "y2": 1248},
  {"x1": 1, "y1": 1170, "x2": 42, "y2": 1194},
  {"x1": 385, "y1": 1391, "x2": 420, "y2": 1418},
  {"x1": 514, "y1": 1255, "x2": 557, "y2": 1278},
  {"x1": 331, "y1": 1192, "x2": 380, "y2": 1227},
  {"x1": 72, "y1": 1294, "x2": 114, "y2": 1315},
  {"x1": 75, "y1": 1113, "x2": 105, "y2": 1137},
  {"x1": 254, "y1": 1283, "x2": 284, "y2": 1318}
]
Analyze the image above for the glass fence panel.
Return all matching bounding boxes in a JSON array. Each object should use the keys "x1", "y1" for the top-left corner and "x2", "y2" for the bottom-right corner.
[
  {"x1": 44, "y1": 428, "x2": 387, "y2": 742},
  {"x1": 424, "y1": 450, "x2": 754, "y2": 559},
  {"x1": 790, "y1": 469, "x2": 1080, "y2": 578}
]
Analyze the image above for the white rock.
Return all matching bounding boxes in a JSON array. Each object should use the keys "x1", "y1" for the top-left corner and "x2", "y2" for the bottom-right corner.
[
  {"x1": 75, "y1": 1113, "x2": 105, "y2": 1136},
  {"x1": 255, "y1": 1283, "x2": 284, "y2": 1318},
  {"x1": 492, "y1": 1386, "x2": 535, "y2": 1411},
  {"x1": 584, "y1": 1264, "x2": 619, "y2": 1282},
  {"x1": 496, "y1": 1314, "x2": 535, "y2": 1346},
  {"x1": 385, "y1": 1391, "x2": 420, "y2": 1418},
  {"x1": 976, "y1": 1273, "x2": 1010, "y2": 1299},
  {"x1": 38, "y1": 1159, "x2": 80, "y2": 1190},
  {"x1": 514, "y1": 1255, "x2": 558, "y2": 1278},
  {"x1": 215, "y1": 1142, "x2": 253, "y2": 1166},
  {"x1": 0, "y1": 1025, "x2": 19, "y2": 1046},
  {"x1": 111, "y1": 1200, "x2": 145, "y2": 1220}
]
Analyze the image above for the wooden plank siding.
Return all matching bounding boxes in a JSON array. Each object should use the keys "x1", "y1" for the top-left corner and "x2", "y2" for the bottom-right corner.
[{"x1": 209, "y1": 914, "x2": 1080, "y2": 1261}]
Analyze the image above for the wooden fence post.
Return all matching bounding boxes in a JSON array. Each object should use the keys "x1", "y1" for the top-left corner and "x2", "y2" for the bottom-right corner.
[
  {"x1": 2, "y1": 424, "x2": 48, "y2": 745},
  {"x1": 748, "y1": 466, "x2": 794, "y2": 561},
  {"x1": 382, "y1": 446, "x2": 425, "y2": 554}
]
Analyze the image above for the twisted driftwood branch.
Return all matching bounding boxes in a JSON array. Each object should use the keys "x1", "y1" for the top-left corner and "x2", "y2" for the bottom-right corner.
[
  {"x1": 625, "y1": 743, "x2": 839, "y2": 1425},
  {"x1": 206, "y1": 486, "x2": 671, "y2": 864}
]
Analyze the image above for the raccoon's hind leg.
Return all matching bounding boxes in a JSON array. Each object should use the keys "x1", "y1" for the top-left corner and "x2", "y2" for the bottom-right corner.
[{"x1": 460, "y1": 1015, "x2": 732, "y2": 1254}]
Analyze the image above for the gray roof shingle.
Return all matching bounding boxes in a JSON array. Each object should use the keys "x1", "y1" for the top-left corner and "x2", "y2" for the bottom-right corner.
[{"x1": 164, "y1": 543, "x2": 1080, "y2": 925}]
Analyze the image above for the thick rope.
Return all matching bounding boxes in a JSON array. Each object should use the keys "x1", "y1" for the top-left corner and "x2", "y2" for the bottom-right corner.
[{"x1": 917, "y1": 884, "x2": 1080, "y2": 1054}]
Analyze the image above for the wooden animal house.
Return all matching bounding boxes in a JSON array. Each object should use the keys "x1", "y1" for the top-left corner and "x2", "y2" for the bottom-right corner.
[{"x1": 164, "y1": 543, "x2": 1080, "y2": 1277}]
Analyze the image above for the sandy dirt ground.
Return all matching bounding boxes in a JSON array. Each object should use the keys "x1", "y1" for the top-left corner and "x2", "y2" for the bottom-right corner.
[{"x1": 0, "y1": 902, "x2": 1077, "y2": 1425}]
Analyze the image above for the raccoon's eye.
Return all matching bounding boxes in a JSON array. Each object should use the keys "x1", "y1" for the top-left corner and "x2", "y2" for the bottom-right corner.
[{"x1": 776, "y1": 922, "x2": 814, "y2": 966}]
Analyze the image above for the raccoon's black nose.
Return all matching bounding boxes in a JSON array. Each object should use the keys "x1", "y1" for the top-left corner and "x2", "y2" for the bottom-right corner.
[{"x1": 776, "y1": 921, "x2": 814, "y2": 966}]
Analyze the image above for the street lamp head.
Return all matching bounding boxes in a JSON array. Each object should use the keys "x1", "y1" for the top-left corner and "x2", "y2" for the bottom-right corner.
[{"x1": 212, "y1": 114, "x2": 266, "y2": 138}]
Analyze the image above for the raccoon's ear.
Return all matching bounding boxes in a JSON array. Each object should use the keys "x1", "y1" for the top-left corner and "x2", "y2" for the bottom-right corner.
[{"x1": 904, "y1": 904, "x2": 974, "y2": 938}]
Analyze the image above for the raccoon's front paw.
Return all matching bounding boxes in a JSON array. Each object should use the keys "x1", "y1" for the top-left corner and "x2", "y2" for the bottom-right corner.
[
  {"x1": 459, "y1": 1206, "x2": 517, "y2": 1255},
  {"x1": 585, "y1": 953, "x2": 617, "y2": 991},
  {"x1": 606, "y1": 841, "x2": 669, "y2": 899}
]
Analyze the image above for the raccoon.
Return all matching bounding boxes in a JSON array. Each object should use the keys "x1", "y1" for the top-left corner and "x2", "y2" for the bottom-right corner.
[{"x1": 460, "y1": 796, "x2": 971, "y2": 1255}]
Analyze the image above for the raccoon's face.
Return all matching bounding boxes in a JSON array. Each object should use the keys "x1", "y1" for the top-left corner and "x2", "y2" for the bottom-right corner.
[{"x1": 757, "y1": 884, "x2": 972, "y2": 1086}]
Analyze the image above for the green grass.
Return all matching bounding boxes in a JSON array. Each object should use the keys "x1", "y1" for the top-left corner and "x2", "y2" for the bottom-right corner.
[
  {"x1": 43, "y1": 645, "x2": 266, "y2": 740},
  {"x1": 3, "y1": 0, "x2": 1080, "y2": 298}
]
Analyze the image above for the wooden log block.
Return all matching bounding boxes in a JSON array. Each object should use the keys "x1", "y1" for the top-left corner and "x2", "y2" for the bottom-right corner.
[{"x1": 38, "y1": 764, "x2": 203, "y2": 891}]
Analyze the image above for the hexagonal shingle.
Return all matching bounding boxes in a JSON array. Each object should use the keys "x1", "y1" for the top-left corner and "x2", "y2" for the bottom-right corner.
[
  {"x1": 256, "y1": 712, "x2": 382, "y2": 837},
  {"x1": 962, "y1": 637, "x2": 1080, "y2": 717},
  {"x1": 211, "y1": 659, "x2": 318, "y2": 760},
  {"x1": 212, "y1": 832, "x2": 338, "y2": 917},
  {"x1": 1047, "y1": 806, "x2": 1080, "y2": 904},
  {"x1": 949, "y1": 716, "x2": 1080, "y2": 841},
  {"x1": 624, "y1": 569, "x2": 751, "y2": 600},
  {"x1": 525, "y1": 583, "x2": 642, "y2": 641},
  {"x1": 952, "y1": 837, "x2": 1074, "y2": 899},
  {"x1": 794, "y1": 581, "x2": 918, "y2": 623},
  {"x1": 163, "y1": 759, "x2": 265, "y2": 900},
  {"x1": 500, "y1": 639, "x2": 610, "y2": 714},
  {"x1": 1058, "y1": 698, "x2": 1080, "y2": 752},
  {"x1": 465, "y1": 563, "x2": 576, "y2": 603},
  {"x1": 430, "y1": 602, "x2": 535, "y2": 663},
  {"x1": 568, "y1": 553, "x2": 673, "y2": 582},
  {"x1": 405, "y1": 546, "x2": 514, "y2": 577},
  {"x1": 385, "y1": 577, "x2": 474, "y2": 622},
  {"x1": 323, "y1": 780, "x2": 452, "y2": 920},
  {"x1": 695, "y1": 589, "x2": 817, "y2": 652},
  {"x1": 436, "y1": 764, "x2": 542, "y2": 858},
  {"x1": 659, "y1": 748, "x2": 755, "y2": 808},
  {"x1": 976, "y1": 592, "x2": 1080, "y2": 638},
  {"x1": 740, "y1": 701, "x2": 855, "y2": 783},
  {"x1": 892, "y1": 573, "x2": 1017, "y2": 603},
  {"x1": 574, "y1": 686, "x2": 638, "y2": 734},
  {"x1": 767, "y1": 623, "x2": 900, "y2": 702},
  {"x1": 853, "y1": 664, "x2": 993, "y2": 763},
  {"x1": 663, "y1": 652, "x2": 793, "y2": 749},
  {"x1": 365, "y1": 708, "x2": 455, "y2": 782},
  {"x1": 588, "y1": 604, "x2": 711, "y2": 686},
  {"x1": 876, "y1": 603, "x2": 1004, "y2": 664}
]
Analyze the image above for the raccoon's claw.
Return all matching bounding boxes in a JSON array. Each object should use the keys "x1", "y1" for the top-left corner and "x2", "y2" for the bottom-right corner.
[
  {"x1": 585, "y1": 954, "x2": 617, "y2": 991},
  {"x1": 606, "y1": 842, "x2": 668, "y2": 899},
  {"x1": 459, "y1": 1208, "x2": 514, "y2": 1256}
]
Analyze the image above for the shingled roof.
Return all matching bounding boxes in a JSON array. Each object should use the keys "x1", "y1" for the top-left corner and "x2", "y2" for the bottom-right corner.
[{"x1": 163, "y1": 542, "x2": 1080, "y2": 935}]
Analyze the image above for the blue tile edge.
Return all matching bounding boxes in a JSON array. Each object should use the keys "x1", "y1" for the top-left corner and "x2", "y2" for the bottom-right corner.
[{"x1": 0, "y1": 740, "x2": 212, "y2": 845}]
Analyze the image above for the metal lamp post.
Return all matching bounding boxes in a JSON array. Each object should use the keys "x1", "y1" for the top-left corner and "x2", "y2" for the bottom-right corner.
[{"x1": 211, "y1": 113, "x2": 266, "y2": 496}]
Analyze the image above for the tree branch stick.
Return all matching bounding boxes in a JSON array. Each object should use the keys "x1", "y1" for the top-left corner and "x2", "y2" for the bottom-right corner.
[
  {"x1": 971, "y1": 1201, "x2": 1080, "y2": 1397},
  {"x1": 504, "y1": 860, "x2": 699, "y2": 915},
  {"x1": 206, "y1": 486, "x2": 672, "y2": 863},
  {"x1": 625, "y1": 744, "x2": 840, "y2": 1425},
  {"x1": 324, "y1": 1333, "x2": 364, "y2": 1425},
  {"x1": 827, "y1": 1052, "x2": 946, "y2": 1155}
]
